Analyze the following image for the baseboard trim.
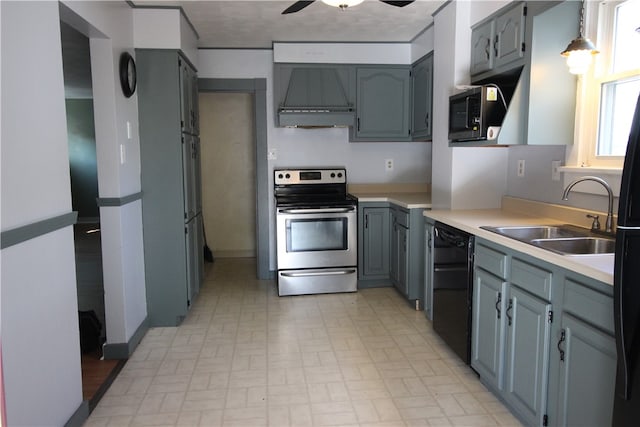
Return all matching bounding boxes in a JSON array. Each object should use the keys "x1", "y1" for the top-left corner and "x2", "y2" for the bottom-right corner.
[
  {"x1": 64, "y1": 400, "x2": 89, "y2": 427},
  {"x1": 102, "y1": 317, "x2": 148, "y2": 359}
]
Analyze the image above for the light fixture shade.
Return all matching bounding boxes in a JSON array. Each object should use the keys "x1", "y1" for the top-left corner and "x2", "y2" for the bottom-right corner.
[
  {"x1": 321, "y1": 0, "x2": 365, "y2": 8},
  {"x1": 561, "y1": 36, "x2": 599, "y2": 75}
]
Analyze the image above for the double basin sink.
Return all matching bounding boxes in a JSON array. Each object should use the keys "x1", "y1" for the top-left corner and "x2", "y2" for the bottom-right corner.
[{"x1": 480, "y1": 224, "x2": 616, "y2": 256}]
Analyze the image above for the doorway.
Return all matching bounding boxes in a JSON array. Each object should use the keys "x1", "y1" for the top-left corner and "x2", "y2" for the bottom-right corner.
[
  {"x1": 199, "y1": 92, "x2": 256, "y2": 258},
  {"x1": 60, "y1": 20, "x2": 122, "y2": 410}
]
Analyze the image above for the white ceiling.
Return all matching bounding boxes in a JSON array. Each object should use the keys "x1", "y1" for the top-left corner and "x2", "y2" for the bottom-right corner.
[{"x1": 131, "y1": 0, "x2": 445, "y2": 48}]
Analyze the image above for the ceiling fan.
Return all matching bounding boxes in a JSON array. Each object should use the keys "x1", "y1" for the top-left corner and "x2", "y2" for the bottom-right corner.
[{"x1": 282, "y1": 0, "x2": 415, "y2": 14}]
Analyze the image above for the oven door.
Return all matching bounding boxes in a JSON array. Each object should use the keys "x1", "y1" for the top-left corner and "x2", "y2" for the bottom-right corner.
[{"x1": 276, "y1": 206, "x2": 357, "y2": 270}]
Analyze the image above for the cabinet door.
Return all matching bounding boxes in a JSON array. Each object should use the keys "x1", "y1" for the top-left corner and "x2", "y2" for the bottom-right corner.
[
  {"x1": 494, "y1": 2, "x2": 526, "y2": 70},
  {"x1": 470, "y1": 20, "x2": 495, "y2": 76},
  {"x1": 355, "y1": 67, "x2": 411, "y2": 139},
  {"x1": 424, "y1": 223, "x2": 434, "y2": 320},
  {"x1": 556, "y1": 314, "x2": 616, "y2": 427},
  {"x1": 390, "y1": 215, "x2": 399, "y2": 285},
  {"x1": 362, "y1": 208, "x2": 390, "y2": 278},
  {"x1": 503, "y1": 285, "x2": 551, "y2": 426},
  {"x1": 179, "y1": 59, "x2": 192, "y2": 134},
  {"x1": 471, "y1": 268, "x2": 507, "y2": 389},
  {"x1": 185, "y1": 217, "x2": 198, "y2": 305},
  {"x1": 181, "y1": 134, "x2": 195, "y2": 220},
  {"x1": 412, "y1": 54, "x2": 433, "y2": 140},
  {"x1": 397, "y1": 224, "x2": 409, "y2": 296}
]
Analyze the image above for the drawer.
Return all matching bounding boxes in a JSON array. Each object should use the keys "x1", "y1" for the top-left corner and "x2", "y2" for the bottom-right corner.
[
  {"x1": 563, "y1": 278, "x2": 614, "y2": 334},
  {"x1": 475, "y1": 243, "x2": 508, "y2": 279},
  {"x1": 511, "y1": 257, "x2": 553, "y2": 301},
  {"x1": 393, "y1": 209, "x2": 409, "y2": 228}
]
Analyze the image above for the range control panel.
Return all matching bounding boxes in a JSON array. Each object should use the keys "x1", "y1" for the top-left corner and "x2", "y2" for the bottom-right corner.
[{"x1": 274, "y1": 168, "x2": 346, "y2": 185}]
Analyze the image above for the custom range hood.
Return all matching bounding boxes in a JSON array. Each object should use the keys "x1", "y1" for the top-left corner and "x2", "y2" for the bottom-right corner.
[{"x1": 278, "y1": 67, "x2": 355, "y2": 128}]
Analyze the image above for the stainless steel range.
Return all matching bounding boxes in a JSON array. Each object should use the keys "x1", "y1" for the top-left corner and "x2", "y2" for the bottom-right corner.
[{"x1": 274, "y1": 168, "x2": 357, "y2": 296}]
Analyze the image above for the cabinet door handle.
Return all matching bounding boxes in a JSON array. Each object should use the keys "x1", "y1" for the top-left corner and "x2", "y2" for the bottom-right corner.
[
  {"x1": 495, "y1": 292, "x2": 502, "y2": 319},
  {"x1": 357, "y1": 117, "x2": 361, "y2": 132},
  {"x1": 494, "y1": 34, "x2": 499, "y2": 58},
  {"x1": 506, "y1": 298, "x2": 513, "y2": 326},
  {"x1": 365, "y1": 214, "x2": 368, "y2": 229},
  {"x1": 485, "y1": 39, "x2": 491, "y2": 60},
  {"x1": 558, "y1": 329, "x2": 566, "y2": 362}
]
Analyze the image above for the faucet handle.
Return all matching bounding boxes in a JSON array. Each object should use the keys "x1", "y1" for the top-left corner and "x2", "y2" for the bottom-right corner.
[{"x1": 586, "y1": 214, "x2": 601, "y2": 231}]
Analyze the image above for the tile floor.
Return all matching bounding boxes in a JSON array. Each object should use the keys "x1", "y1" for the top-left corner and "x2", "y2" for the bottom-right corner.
[{"x1": 84, "y1": 258, "x2": 522, "y2": 426}]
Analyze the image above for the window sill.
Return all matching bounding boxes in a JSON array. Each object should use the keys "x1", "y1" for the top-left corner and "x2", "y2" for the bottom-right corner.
[{"x1": 558, "y1": 166, "x2": 622, "y2": 197}]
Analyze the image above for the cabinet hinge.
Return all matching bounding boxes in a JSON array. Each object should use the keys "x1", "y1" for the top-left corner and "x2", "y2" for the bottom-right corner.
[
  {"x1": 543, "y1": 415, "x2": 548, "y2": 426},
  {"x1": 548, "y1": 310, "x2": 553, "y2": 323}
]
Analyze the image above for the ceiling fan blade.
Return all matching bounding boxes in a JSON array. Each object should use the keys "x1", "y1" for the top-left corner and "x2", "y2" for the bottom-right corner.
[
  {"x1": 282, "y1": 1, "x2": 316, "y2": 14},
  {"x1": 379, "y1": 1, "x2": 415, "y2": 7}
]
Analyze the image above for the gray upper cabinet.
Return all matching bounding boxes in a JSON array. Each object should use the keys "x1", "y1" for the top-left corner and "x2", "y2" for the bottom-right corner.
[
  {"x1": 351, "y1": 66, "x2": 411, "y2": 141},
  {"x1": 411, "y1": 53, "x2": 433, "y2": 141},
  {"x1": 471, "y1": 2, "x2": 526, "y2": 80},
  {"x1": 180, "y1": 59, "x2": 198, "y2": 135}
]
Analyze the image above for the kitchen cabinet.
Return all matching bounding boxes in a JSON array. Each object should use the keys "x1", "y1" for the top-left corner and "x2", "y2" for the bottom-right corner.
[
  {"x1": 472, "y1": 239, "x2": 553, "y2": 426},
  {"x1": 357, "y1": 202, "x2": 425, "y2": 307},
  {"x1": 471, "y1": 2, "x2": 527, "y2": 79},
  {"x1": 359, "y1": 205, "x2": 390, "y2": 280},
  {"x1": 554, "y1": 276, "x2": 616, "y2": 427},
  {"x1": 424, "y1": 219, "x2": 435, "y2": 320},
  {"x1": 411, "y1": 53, "x2": 433, "y2": 141},
  {"x1": 351, "y1": 66, "x2": 411, "y2": 141},
  {"x1": 390, "y1": 207, "x2": 409, "y2": 296},
  {"x1": 137, "y1": 49, "x2": 203, "y2": 327},
  {"x1": 470, "y1": 234, "x2": 616, "y2": 426}
]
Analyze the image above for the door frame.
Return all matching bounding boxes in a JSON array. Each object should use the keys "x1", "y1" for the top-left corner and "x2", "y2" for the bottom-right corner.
[{"x1": 198, "y1": 78, "x2": 271, "y2": 279}]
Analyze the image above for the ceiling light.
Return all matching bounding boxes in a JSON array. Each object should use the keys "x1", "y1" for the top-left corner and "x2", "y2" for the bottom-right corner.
[
  {"x1": 561, "y1": 1, "x2": 599, "y2": 75},
  {"x1": 321, "y1": 0, "x2": 365, "y2": 11}
]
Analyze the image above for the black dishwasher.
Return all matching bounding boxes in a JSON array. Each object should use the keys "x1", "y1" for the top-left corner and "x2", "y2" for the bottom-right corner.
[{"x1": 432, "y1": 221, "x2": 474, "y2": 364}]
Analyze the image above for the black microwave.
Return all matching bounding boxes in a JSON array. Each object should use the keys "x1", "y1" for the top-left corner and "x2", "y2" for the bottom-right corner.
[{"x1": 448, "y1": 86, "x2": 506, "y2": 142}]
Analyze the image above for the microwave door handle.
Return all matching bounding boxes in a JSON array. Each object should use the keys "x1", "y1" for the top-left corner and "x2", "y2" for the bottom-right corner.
[{"x1": 465, "y1": 97, "x2": 472, "y2": 129}]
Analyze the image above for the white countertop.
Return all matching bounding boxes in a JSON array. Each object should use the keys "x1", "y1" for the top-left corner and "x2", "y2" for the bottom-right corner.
[
  {"x1": 351, "y1": 192, "x2": 432, "y2": 209},
  {"x1": 423, "y1": 208, "x2": 614, "y2": 286}
]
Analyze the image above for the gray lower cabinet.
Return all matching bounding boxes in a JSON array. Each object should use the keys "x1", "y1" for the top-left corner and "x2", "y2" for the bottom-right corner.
[
  {"x1": 473, "y1": 240, "x2": 552, "y2": 426},
  {"x1": 424, "y1": 220, "x2": 435, "y2": 320},
  {"x1": 553, "y1": 276, "x2": 616, "y2": 426},
  {"x1": 357, "y1": 202, "x2": 425, "y2": 307},
  {"x1": 471, "y1": 237, "x2": 616, "y2": 426},
  {"x1": 137, "y1": 49, "x2": 203, "y2": 327},
  {"x1": 351, "y1": 67, "x2": 411, "y2": 141},
  {"x1": 359, "y1": 206, "x2": 390, "y2": 280},
  {"x1": 390, "y1": 207, "x2": 409, "y2": 296}
]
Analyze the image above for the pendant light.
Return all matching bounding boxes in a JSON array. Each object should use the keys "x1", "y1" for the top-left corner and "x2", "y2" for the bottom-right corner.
[
  {"x1": 321, "y1": 0, "x2": 365, "y2": 11},
  {"x1": 561, "y1": 0, "x2": 599, "y2": 75}
]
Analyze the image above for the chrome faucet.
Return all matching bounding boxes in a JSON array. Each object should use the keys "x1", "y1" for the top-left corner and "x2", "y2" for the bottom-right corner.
[{"x1": 562, "y1": 176, "x2": 615, "y2": 233}]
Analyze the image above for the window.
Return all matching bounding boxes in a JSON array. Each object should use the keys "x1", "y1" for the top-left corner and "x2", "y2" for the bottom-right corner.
[
  {"x1": 595, "y1": 0, "x2": 640, "y2": 157},
  {"x1": 580, "y1": 0, "x2": 640, "y2": 166}
]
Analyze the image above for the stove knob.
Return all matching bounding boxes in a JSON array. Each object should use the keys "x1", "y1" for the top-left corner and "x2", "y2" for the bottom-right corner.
[
  {"x1": 337, "y1": 172, "x2": 343, "y2": 178},
  {"x1": 277, "y1": 173, "x2": 284, "y2": 179},
  {"x1": 285, "y1": 173, "x2": 291, "y2": 179},
  {"x1": 330, "y1": 173, "x2": 336, "y2": 178}
]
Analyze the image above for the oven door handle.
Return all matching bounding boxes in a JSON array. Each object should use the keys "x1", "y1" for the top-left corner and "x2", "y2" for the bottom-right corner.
[
  {"x1": 278, "y1": 207, "x2": 355, "y2": 214},
  {"x1": 280, "y1": 269, "x2": 357, "y2": 277}
]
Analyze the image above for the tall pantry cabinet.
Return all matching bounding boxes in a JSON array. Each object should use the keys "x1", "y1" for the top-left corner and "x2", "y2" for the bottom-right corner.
[{"x1": 137, "y1": 49, "x2": 204, "y2": 327}]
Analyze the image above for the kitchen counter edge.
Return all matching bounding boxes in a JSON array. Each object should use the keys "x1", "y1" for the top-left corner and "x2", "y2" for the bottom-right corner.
[{"x1": 351, "y1": 192, "x2": 432, "y2": 210}]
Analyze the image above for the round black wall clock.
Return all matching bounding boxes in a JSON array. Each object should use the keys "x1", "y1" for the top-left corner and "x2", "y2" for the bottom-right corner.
[{"x1": 119, "y1": 52, "x2": 137, "y2": 98}]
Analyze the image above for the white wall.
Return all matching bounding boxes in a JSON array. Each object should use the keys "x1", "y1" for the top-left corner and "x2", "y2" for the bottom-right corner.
[{"x1": 1, "y1": 1, "x2": 147, "y2": 424}]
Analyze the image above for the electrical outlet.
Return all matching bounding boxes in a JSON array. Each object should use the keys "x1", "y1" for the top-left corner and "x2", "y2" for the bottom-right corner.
[
  {"x1": 517, "y1": 159, "x2": 525, "y2": 177},
  {"x1": 551, "y1": 160, "x2": 562, "y2": 181},
  {"x1": 385, "y1": 159, "x2": 394, "y2": 171}
]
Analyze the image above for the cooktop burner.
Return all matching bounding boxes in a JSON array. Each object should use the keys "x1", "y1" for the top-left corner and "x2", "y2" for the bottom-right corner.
[{"x1": 274, "y1": 168, "x2": 356, "y2": 208}]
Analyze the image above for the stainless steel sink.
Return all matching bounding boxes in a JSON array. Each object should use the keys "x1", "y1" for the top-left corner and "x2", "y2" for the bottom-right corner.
[
  {"x1": 530, "y1": 237, "x2": 616, "y2": 255},
  {"x1": 480, "y1": 224, "x2": 615, "y2": 256},
  {"x1": 481, "y1": 225, "x2": 592, "y2": 241}
]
